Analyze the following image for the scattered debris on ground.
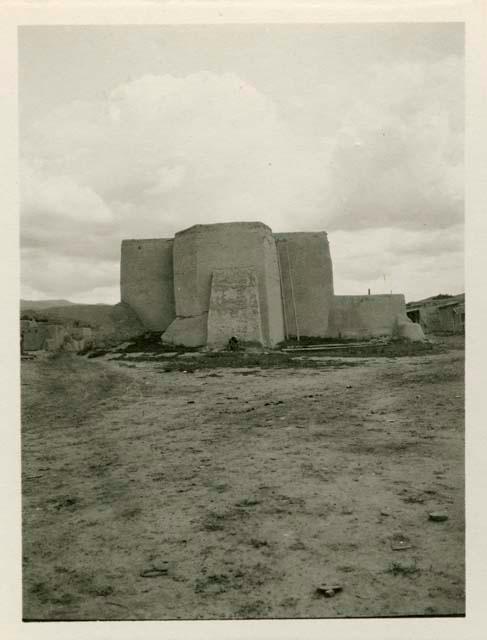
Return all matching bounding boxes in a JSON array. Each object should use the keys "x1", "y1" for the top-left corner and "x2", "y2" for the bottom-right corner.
[
  {"x1": 429, "y1": 512, "x2": 449, "y2": 522},
  {"x1": 388, "y1": 560, "x2": 419, "y2": 576},
  {"x1": 21, "y1": 335, "x2": 464, "y2": 619},
  {"x1": 390, "y1": 534, "x2": 412, "y2": 551},
  {"x1": 315, "y1": 584, "x2": 343, "y2": 598}
]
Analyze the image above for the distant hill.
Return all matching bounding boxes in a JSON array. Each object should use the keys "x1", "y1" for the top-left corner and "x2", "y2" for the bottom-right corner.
[{"x1": 21, "y1": 299, "x2": 75, "y2": 311}]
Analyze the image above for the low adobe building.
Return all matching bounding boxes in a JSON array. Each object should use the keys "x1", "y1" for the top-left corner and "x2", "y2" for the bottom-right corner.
[
  {"x1": 20, "y1": 302, "x2": 145, "y2": 352},
  {"x1": 20, "y1": 318, "x2": 94, "y2": 353},
  {"x1": 120, "y1": 221, "x2": 423, "y2": 348},
  {"x1": 406, "y1": 293, "x2": 465, "y2": 335}
]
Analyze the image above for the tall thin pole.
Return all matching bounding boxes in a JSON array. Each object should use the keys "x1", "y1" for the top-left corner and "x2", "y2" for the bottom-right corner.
[{"x1": 276, "y1": 244, "x2": 288, "y2": 340}]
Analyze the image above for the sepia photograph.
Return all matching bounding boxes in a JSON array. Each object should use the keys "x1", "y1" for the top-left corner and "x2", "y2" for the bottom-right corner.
[{"x1": 18, "y1": 21, "x2": 465, "y2": 621}]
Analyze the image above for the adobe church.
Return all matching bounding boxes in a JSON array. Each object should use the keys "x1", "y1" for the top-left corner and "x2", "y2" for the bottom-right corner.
[{"x1": 120, "y1": 221, "x2": 420, "y2": 348}]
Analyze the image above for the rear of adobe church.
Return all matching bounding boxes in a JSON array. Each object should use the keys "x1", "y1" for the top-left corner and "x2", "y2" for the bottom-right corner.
[{"x1": 120, "y1": 221, "x2": 422, "y2": 348}]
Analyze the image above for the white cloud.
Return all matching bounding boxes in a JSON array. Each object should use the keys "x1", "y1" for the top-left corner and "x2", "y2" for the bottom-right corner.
[
  {"x1": 21, "y1": 164, "x2": 114, "y2": 226},
  {"x1": 144, "y1": 165, "x2": 186, "y2": 196},
  {"x1": 324, "y1": 57, "x2": 464, "y2": 231},
  {"x1": 21, "y1": 249, "x2": 119, "y2": 298},
  {"x1": 22, "y1": 72, "x2": 331, "y2": 226},
  {"x1": 331, "y1": 225, "x2": 464, "y2": 300},
  {"x1": 20, "y1": 58, "x2": 463, "y2": 301}
]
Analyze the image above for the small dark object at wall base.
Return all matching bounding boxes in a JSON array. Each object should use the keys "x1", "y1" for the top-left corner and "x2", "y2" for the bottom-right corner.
[{"x1": 140, "y1": 567, "x2": 169, "y2": 578}]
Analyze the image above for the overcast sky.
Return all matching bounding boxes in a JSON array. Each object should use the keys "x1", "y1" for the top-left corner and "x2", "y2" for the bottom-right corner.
[{"x1": 19, "y1": 24, "x2": 464, "y2": 304}]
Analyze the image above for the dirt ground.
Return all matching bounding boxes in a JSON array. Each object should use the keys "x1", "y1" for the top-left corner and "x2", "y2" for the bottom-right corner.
[{"x1": 21, "y1": 336, "x2": 465, "y2": 620}]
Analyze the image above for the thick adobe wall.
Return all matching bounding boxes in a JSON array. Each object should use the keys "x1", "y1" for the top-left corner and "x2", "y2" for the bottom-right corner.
[
  {"x1": 171, "y1": 222, "x2": 284, "y2": 346},
  {"x1": 207, "y1": 268, "x2": 264, "y2": 348},
  {"x1": 274, "y1": 232, "x2": 334, "y2": 338},
  {"x1": 262, "y1": 232, "x2": 286, "y2": 346},
  {"x1": 161, "y1": 314, "x2": 208, "y2": 348},
  {"x1": 328, "y1": 294, "x2": 407, "y2": 338},
  {"x1": 120, "y1": 239, "x2": 175, "y2": 331}
]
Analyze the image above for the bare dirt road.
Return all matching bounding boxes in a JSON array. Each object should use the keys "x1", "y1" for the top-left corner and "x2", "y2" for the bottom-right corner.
[{"x1": 21, "y1": 339, "x2": 464, "y2": 620}]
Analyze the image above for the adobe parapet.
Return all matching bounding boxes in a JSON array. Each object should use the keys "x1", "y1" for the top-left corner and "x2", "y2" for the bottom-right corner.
[{"x1": 176, "y1": 221, "x2": 273, "y2": 237}]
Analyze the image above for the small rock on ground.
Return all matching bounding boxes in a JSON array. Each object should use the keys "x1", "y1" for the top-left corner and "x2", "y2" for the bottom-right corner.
[{"x1": 428, "y1": 511, "x2": 449, "y2": 522}]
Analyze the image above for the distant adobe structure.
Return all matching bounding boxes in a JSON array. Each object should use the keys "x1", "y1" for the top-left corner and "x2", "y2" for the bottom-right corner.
[
  {"x1": 121, "y1": 221, "x2": 423, "y2": 347},
  {"x1": 406, "y1": 293, "x2": 465, "y2": 335}
]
